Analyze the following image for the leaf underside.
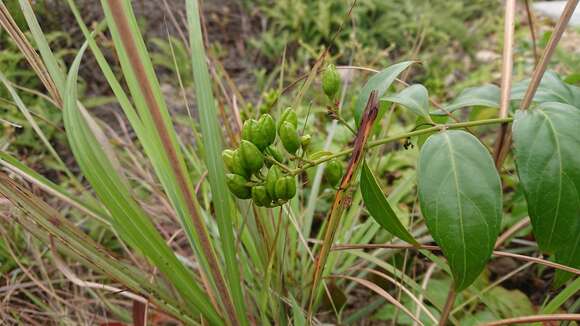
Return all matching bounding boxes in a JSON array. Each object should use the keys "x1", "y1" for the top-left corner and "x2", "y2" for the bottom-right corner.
[{"x1": 418, "y1": 130, "x2": 502, "y2": 291}]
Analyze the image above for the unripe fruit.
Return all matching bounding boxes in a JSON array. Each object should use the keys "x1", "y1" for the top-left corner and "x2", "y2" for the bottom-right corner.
[
  {"x1": 275, "y1": 176, "x2": 297, "y2": 200},
  {"x1": 279, "y1": 121, "x2": 300, "y2": 154},
  {"x1": 278, "y1": 107, "x2": 298, "y2": 130},
  {"x1": 322, "y1": 64, "x2": 341, "y2": 100},
  {"x1": 252, "y1": 186, "x2": 271, "y2": 207},
  {"x1": 239, "y1": 140, "x2": 264, "y2": 174},
  {"x1": 241, "y1": 119, "x2": 258, "y2": 141},
  {"x1": 325, "y1": 160, "x2": 343, "y2": 187},
  {"x1": 223, "y1": 149, "x2": 249, "y2": 178},
  {"x1": 300, "y1": 134, "x2": 311, "y2": 147},
  {"x1": 226, "y1": 174, "x2": 252, "y2": 199},
  {"x1": 242, "y1": 115, "x2": 276, "y2": 150},
  {"x1": 265, "y1": 146, "x2": 284, "y2": 164},
  {"x1": 266, "y1": 166, "x2": 282, "y2": 199},
  {"x1": 222, "y1": 149, "x2": 235, "y2": 172},
  {"x1": 258, "y1": 114, "x2": 276, "y2": 147}
]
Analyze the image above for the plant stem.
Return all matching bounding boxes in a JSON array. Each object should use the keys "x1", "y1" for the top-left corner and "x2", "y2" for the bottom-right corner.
[
  {"x1": 293, "y1": 117, "x2": 513, "y2": 175},
  {"x1": 439, "y1": 286, "x2": 456, "y2": 326}
]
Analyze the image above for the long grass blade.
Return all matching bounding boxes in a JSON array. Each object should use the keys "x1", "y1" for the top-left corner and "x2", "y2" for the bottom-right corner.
[
  {"x1": 98, "y1": 1, "x2": 239, "y2": 323},
  {"x1": 0, "y1": 173, "x2": 198, "y2": 324},
  {"x1": 0, "y1": 1, "x2": 61, "y2": 106},
  {"x1": 17, "y1": 0, "x2": 65, "y2": 96},
  {"x1": 63, "y1": 43, "x2": 223, "y2": 325},
  {"x1": 186, "y1": 0, "x2": 247, "y2": 324}
]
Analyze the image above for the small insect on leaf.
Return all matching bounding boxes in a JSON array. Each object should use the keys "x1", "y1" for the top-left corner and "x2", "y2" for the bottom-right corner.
[{"x1": 417, "y1": 130, "x2": 502, "y2": 291}]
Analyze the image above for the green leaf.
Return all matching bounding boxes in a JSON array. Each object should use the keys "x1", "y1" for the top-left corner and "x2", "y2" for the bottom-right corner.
[
  {"x1": 511, "y1": 71, "x2": 574, "y2": 105},
  {"x1": 417, "y1": 130, "x2": 502, "y2": 291},
  {"x1": 63, "y1": 43, "x2": 223, "y2": 325},
  {"x1": 186, "y1": 0, "x2": 247, "y2": 323},
  {"x1": 381, "y1": 84, "x2": 431, "y2": 121},
  {"x1": 360, "y1": 162, "x2": 418, "y2": 245},
  {"x1": 433, "y1": 84, "x2": 500, "y2": 115},
  {"x1": 354, "y1": 61, "x2": 413, "y2": 126},
  {"x1": 512, "y1": 103, "x2": 580, "y2": 270}
]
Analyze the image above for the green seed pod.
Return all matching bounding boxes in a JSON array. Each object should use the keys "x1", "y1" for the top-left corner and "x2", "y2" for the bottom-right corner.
[
  {"x1": 252, "y1": 186, "x2": 271, "y2": 207},
  {"x1": 300, "y1": 134, "x2": 311, "y2": 147},
  {"x1": 322, "y1": 64, "x2": 341, "y2": 100},
  {"x1": 265, "y1": 146, "x2": 284, "y2": 164},
  {"x1": 279, "y1": 121, "x2": 300, "y2": 154},
  {"x1": 275, "y1": 176, "x2": 297, "y2": 200},
  {"x1": 239, "y1": 140, "x2": 264, "y2": 174},
  {"x1": 258, "y1": 114, "x2": 276, "y2": 145},
  {"x1": 226, "y1": 174, "x2": 252, "y2": 199},
  {"x1": 221, "y1": 149, "x2": 249, "y2": 178},
  {"x1": 325, "y1": 160, "x2": 343, "y2": 187},
  {"x1": 265, "y1": 166, "x2": 282, "y2": 199},
  {"x1": 277, "y1": 107, "x2": 298, "y2": 131},
  {"x1": 222, "y1": 149, "x2": 235, "y2": 172},
  {"x1": 241, "y1": 119, "x2": 258, "y2": 142}
]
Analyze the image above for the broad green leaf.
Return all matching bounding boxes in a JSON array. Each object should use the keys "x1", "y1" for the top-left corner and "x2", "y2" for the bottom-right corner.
[
  {"x1": 381, "y1": 84, "x2": 431, "y2": 121},
  {"x1": 354, "y1": 61, "x2": 413, "y2": 126},
  {"x1": 512, "y1": 103, "x2": 580, "y2": 275},
  {"x1": 433, "y1": 84, "x2": 500, "y2": 115},
  {"x1": 360, "y1": 162, "x2": 418, "y2": 245},
  {"x1": 511, "y1": 71, "x2": 574, "y2": 105},
  {"x1": 417, "y1": 130, "x2": 502, "y2": 291}
]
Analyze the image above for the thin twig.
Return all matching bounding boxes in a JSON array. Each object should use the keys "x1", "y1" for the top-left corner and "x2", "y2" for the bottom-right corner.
[
  {"x1": 524, "y1": 0, "x2": 539, "y2": 65},
  {"x1": 521, "y1": 0, "x2": 580, "y2": 111},
  {"x1": 493, "y1": 0, "x2": 516, "y2": 167},
  {"x1": 480, "y1": 314, "x2": 580, "y2": 326},
  {"x1": 494, "y1": 217, "x2": 530, "y2": 248},
  {"x1": 439, "y1": 286, "x2": 456, "y2": 326},
  {"x1": 332, "y1": 243, "x2": 580, "y2": 275},
  {"x1": 494, "y1": 0, "x2": 579, "y2": 167}
]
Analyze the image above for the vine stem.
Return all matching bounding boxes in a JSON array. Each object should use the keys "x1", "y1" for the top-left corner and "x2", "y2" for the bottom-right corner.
[{"x1": 292, "y1": 117, "x2": 513, "y2": 175}]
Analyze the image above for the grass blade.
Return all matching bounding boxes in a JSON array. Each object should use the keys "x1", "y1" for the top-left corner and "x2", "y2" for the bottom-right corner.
[
  {"x1": 186, "y1": 0, "x2": 247, "y2": 324},
  {"x1": 63, "y1": 43, "x2": 223, "y2": 325}
]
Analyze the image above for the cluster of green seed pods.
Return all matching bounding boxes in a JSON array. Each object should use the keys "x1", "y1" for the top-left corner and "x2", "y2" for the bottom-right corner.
[{"x1": 223, "y1": 109, "x2": 308, "y2": 207}]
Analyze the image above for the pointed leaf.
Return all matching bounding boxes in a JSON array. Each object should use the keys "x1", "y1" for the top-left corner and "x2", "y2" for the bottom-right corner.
[
  {"x1": 382, "y1": 84, "x2": 431, "y2": 120},
  {"x1": 433, "y1": 84, "x2": 500, "y2": 115},
  {"x1": 354, "y1": 61, "x2": 413, "y2": 125},
  {"x1": 361, "y1": 162, "x2": 418, "y2": 245},
  {"x1": 418, "y1": 130, "x2": 502, "y2": 291},
  {"x1": 512, "y1": 103, "x2": 580, "y2": 263}
]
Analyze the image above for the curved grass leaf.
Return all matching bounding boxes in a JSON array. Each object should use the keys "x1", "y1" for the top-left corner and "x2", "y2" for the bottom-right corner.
[
  {"x1": 63, "y1": 44, "x2": 223, "y2": 325},
  {"x1": 512, "y1": 103, "x2": 580, "y2": 278},
  {"x1": 354, "y1": 61, "x2": 413, "y2": 126},
  {"x1": 417, "y1": 130, "x2": 502, "y2": 291},
  {"x1": 381, "y1": 84, "x2": 431, "y2": 121},
  {"x1": 360, "y1": 162, "x2": 418, "y2": 245},
  {"x1": 432, "y1": 84, "x2": 500, "y2": 116}
]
